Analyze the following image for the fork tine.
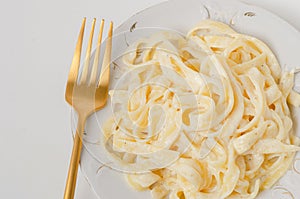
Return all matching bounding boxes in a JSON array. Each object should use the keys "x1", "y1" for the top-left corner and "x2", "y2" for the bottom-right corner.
[
  {"x1": 97, "y1": 21, "x2": 113, "y2": 88},
  {"x1": 67, "y1": 18, "x2": 86, "y2": 85},
  {"x1": 89, "y1": 19, "x2": 105, "y2": 85},
  {"x1": 80, "y1": 18, "x2": 96, "y2": 84}
]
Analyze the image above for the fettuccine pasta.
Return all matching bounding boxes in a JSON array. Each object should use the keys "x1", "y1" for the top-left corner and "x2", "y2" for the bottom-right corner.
[{"x1": 103, "y1": 20, "x2": 300, "y2": 199}]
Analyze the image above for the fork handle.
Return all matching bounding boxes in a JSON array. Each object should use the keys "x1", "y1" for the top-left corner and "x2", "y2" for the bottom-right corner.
[{"x1": 64, "y1": 116, "x2": 86, "y2": 199}]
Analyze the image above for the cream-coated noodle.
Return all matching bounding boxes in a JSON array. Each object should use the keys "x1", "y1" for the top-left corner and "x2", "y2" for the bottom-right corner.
[{"x1": 102, "y1": 20, "x2": 300, "y2": 199}]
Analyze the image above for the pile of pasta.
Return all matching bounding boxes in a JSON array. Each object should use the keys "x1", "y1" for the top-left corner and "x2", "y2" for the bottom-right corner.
[{"x1": 103, "y1": 20, "x2": 300, "y2": 199}]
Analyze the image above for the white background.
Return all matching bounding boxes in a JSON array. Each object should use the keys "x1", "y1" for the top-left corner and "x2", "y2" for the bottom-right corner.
[{"x1": 0, "y1": 0, "x2": 300, "y2": 198}]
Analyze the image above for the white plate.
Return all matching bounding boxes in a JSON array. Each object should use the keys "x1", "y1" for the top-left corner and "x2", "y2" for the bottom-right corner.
[{"x1": 74, "y1": 0, "x2": 300, "y2": 198}]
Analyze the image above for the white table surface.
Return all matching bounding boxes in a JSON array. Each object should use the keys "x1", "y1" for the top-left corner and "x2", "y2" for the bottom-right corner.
[{"x1": 1, "y1": 0, "x2": 300, "y2": 198}]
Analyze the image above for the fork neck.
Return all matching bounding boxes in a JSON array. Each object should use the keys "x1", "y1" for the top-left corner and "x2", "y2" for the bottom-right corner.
[{"x1": 76, "y1": 113, "x2": 87, "y2": 137}]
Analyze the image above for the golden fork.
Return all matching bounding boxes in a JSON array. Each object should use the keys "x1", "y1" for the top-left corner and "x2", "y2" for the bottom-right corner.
[{"x1": 64, "y1": 18, "x2": 113, "y2": 199}]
